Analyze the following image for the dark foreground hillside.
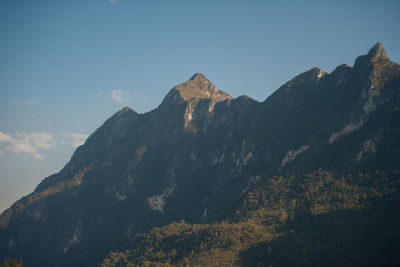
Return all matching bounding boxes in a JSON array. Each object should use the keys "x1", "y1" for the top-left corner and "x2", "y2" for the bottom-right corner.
[{"x1": 101, "y1": 170, "x2": 400, "y2": 266}]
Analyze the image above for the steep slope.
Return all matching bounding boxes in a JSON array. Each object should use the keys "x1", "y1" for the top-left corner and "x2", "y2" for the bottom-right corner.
[
  {"x1": 0, "y1": 72, "x2": 258, "y2": 266},
  {"x1": 0, "y1": 43, "x2": 399, "y2": 266},
  {"x1": 249, "y1": 42, "x2": 400, "y2": 173}
]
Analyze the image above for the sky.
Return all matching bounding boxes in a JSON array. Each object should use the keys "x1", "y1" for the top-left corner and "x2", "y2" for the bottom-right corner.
[{"x1": 0, "y1": 0, "x2": 400, "y2": 212}]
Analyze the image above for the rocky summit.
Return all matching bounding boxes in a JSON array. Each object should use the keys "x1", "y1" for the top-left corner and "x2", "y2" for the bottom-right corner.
[
  {"x1": 174, "y1": 73, "x2": 232, "y2": 102},
  {"x1": 1, "y1": 43, "x2": 400, "y2": 266}
]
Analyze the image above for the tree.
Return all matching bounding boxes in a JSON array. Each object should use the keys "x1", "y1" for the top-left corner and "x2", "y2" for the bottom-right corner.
[{"x1": 0, "y1": 257, "x2": 23, "y2": 267}]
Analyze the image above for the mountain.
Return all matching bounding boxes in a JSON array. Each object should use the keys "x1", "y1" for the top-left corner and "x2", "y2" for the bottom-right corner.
[{"x1": 1, "y1": 43, "x2": 400, "y2": 266}]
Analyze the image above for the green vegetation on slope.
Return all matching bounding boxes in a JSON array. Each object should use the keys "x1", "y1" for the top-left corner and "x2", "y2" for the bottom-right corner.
[
  {"x1": 0, "y1": 258, "x2": 23, "y2": 267},
  {"x1": 101, "y1": 169, "x2": 400, "y2": 267},
  {"x1": 0, "y1": 165, "x2": 92, "y2": 229}
]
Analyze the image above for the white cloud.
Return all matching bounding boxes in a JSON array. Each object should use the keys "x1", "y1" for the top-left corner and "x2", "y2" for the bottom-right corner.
[
  {"x1": 59, "y1": 132, "x2": 90, "y2": 148},
  {"x1": 8, "y1": 142, "x2": 44, "y2": 161},
  {"x1": 69, "y1": 133, "x2": 89, "y2": 148},
  {"x1": 0, "y1": 132, "x2": 13, "y2": 143},
  {"x1": 0, "y1": 131, "x2": 55, "y2": 161},
  {"x1": 0, "y1": 130, "x2": 92, "y2": 161},
  {"x1": 27, "y1": 133, "x2": 54, "y2": 149},
  {"x1": 109, "y1": 0, "x2": 120, "y2": 4},
  {"x1": 24, "y1": 98, "x2": 43, "y2": 107},
  {"x1": 110, "y1": 89, "x2": 130, "y2": 103},
  {"x1": 8, "y1": 98, "x2": 43, "y2": 107}
]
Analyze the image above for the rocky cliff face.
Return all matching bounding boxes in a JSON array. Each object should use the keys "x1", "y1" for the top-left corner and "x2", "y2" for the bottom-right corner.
[{"x1": 1, "y1": 43, "x2": 399, "y2": 266}]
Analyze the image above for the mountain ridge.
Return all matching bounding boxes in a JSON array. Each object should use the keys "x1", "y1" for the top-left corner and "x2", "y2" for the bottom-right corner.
[{"x1": 1, "y1": 42, "x2": 399, "y2": 266}]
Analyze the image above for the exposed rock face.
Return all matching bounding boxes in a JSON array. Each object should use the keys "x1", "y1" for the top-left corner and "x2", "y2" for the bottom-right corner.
[
  {"x1": 1, "y1": 43, "x2": 399, "y2": 266},
  {"x1": 281, "y1": 145, "x2": 309, "y2": 169},
  {"x1": 174, "y1": 73, "x2": 232, "y2": 102},
  {"x1": 160, "y1": 73, "x2": 232, "y2": 132}
]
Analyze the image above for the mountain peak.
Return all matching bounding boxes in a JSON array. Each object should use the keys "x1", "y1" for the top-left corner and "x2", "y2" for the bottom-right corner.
[
  {"x1": 354, "y1": 42, "x2": 389, "y2": 68},
  {"x1": 367, "y1": 42, "x2": 388, "y2": 61},
  {"x1": 173, "y1": 73, "x2": 232, "y2": 102},
  {"x1": 306, "y1": 67, "x2": 326, "y2": 79},
  {"x1": 190, "y1": 73, "x2": 208, "y2": 81},
  {"x1": 276, "y1": 67, "x2": 326, "y2": 94},
  {"x1": 119, "y1": 106, "x2": 132, "y2": 114}
]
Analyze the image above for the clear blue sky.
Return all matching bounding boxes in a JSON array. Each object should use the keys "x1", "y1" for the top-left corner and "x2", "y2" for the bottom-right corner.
[{"x1": 1, "y1": 0, "x2": 399, "y2": 212}]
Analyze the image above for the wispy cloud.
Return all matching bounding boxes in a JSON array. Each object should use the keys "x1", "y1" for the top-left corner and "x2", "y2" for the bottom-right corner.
[
  {"x1": 0, "y1": 130, "x2": 91, "y2": 161},
  {"x1": 60, "y1": 130, "x2": 90, "y2": 148},
  {"x1": 24, "y1": 98, "x2": 43, "y2": 107},
  {"x1": 110, "y1": 89, "x2": 130, "y2": 103},
  {"x1": 68, "y1": 133, "x2": 89, "y2": 148},
  {"x1": 8, "y1": 98, "x2": 43, "y2": 107},
  {"x1": 0, "y1": 132, "x2": 55, "y2": 161},
  {"x1": 109, "y1": 0, "x2": 120, "y2": 4},
  {"x1": 0, "y1": 132, "x2": 13, "y2": 143}
]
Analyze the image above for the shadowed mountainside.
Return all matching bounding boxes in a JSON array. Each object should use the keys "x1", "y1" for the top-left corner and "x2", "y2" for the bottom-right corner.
[{"x1": 1, "y1": 42, "x2": 399, "y2": 266}]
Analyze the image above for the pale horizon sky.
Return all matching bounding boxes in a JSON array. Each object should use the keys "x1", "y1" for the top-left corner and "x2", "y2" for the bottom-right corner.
[{"x1": 1, "y1": 0, "x2": 400, "y2": 212}]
